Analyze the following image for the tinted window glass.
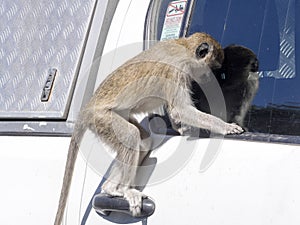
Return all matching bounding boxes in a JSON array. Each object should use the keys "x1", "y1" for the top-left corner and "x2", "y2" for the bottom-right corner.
[{"x1": 188, "y1": 0, "x2": 300, "y2": 136}]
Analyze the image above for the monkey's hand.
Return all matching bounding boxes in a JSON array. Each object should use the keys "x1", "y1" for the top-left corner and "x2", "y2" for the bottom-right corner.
[{"x1": 225, "y1": 123, "x2": 244, "y2": 135}]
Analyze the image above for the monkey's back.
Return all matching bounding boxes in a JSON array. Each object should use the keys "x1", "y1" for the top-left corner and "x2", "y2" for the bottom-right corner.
[
  {"x1": 84, "y1": 32, "x2": 224, "y2": 115},
  {"x1": 88, "y1": 40, "x2": 195, "y2": 111}
]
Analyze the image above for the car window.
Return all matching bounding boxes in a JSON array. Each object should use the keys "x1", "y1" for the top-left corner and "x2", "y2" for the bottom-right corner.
[{"x1": 145, "y1": 0, "x2": 300, "y2": 137}]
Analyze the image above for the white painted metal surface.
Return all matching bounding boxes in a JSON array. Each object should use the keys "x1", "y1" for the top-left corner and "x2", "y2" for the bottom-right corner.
[{"x1": 1, "y1": 136, "x2": 300, "y2": 225}]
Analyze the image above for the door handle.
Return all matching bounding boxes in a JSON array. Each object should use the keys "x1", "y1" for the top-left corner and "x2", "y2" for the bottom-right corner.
[{"x1": 92, "y1": 193, "x2": 155, "y2": 218}]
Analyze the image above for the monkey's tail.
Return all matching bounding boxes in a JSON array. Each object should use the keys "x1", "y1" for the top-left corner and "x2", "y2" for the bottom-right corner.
[{"x1": 54, "y1": 122, "x2": 86, "y2": 225}]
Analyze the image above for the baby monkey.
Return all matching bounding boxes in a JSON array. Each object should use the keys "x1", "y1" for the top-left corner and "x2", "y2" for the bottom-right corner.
[
  {"x1": 192, "y1": 44, "x2": 259, "y2": 128},
  {"x1": 219, "y1": 45, "x2": 259, "y2": 126},
  {"x1": 54, "y1": 33, "x2": 244, "y2": 224}
]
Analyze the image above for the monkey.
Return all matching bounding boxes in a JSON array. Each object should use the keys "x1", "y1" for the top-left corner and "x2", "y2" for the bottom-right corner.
[
  {"x1": 218, "y1": 45, "x2": 259, "y2": 126},
  {"x1": 191, "y1": 44, "x2": 259, "y2": 128},
  {"x1": 54, "y1": 32, "x2": 244, "y2": 225}
]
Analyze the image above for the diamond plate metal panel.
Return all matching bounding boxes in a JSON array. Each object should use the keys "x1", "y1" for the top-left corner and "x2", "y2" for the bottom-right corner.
[
  {"x1": 265, "y1": 0, "x2": 295, "y2": 79},
  {"x1": 0, "y1": 0, "x2": 96, "y2": 119}
]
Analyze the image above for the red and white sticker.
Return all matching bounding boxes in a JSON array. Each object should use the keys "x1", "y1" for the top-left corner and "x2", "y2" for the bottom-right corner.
[{"x1": 160, "y1": 0, "x2": 188, "y2": 41}]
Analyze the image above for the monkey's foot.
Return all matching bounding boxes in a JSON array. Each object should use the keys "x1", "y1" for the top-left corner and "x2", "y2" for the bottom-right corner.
[
  {"x1": 101, "y1": 182, "x2": 124, "y2": 197},
  {"x1": 101, "y1": 182, "x2": 151, "y2": 217},
  {"x1": 124, "y1": 188, "x2": 147, "y2": 217},
  {"x1": 226, "y1": 123, "x2": 244, "y2": 135},
  {"x1": 177, "y1": 124, "x2": 192, "y2": 135}
]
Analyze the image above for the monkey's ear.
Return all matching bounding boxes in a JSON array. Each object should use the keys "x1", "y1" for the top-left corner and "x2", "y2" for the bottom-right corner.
[{"x1": 195, "y1": 43, "x2": 210, "y2": 59}]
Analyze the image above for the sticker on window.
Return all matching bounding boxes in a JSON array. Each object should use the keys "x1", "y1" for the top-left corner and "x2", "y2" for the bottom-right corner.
[{"x1": 160, "y1": 0, "x2": 188, "y2": 41}]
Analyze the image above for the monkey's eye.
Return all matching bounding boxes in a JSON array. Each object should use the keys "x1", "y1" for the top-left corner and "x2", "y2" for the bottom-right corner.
[{"x1": 196, "y1": 43, "x2": 210, "y2": 59}]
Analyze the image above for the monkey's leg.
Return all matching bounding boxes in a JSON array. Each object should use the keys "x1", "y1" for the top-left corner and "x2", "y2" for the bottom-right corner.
[
  {"x1": 238, "y1": 82, "x2": 259, "y2": 127},
  {"x1": 129, "y1": 116, "x2": 152, "y2": 164},
  {"x1": 91, "y1": 110, "x2": 149, "y2": 216}
]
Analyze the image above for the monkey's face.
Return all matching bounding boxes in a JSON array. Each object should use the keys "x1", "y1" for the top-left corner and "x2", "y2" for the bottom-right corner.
[{"x1": 222, "y1": 45, "x2": 259, "y2": 82}]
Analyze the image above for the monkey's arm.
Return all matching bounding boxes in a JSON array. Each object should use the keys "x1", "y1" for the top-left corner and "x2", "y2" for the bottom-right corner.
[{"x1": 169, "y1": 105, "x2": 243, "y2": 135}]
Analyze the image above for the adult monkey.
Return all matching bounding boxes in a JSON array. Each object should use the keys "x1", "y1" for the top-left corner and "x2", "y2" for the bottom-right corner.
[{"x1": 54, "y1": 33, "x2": 243, "y2": 225}]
